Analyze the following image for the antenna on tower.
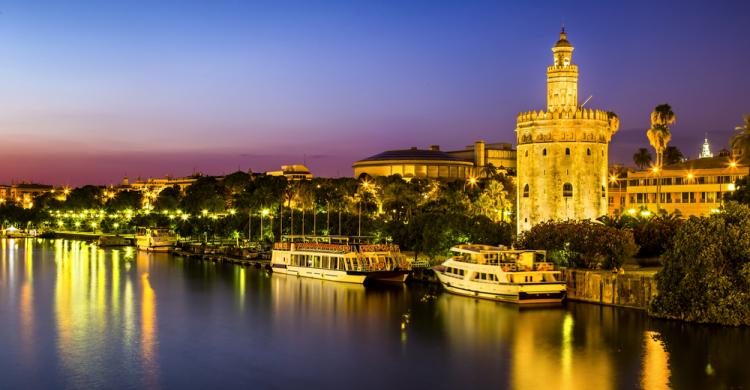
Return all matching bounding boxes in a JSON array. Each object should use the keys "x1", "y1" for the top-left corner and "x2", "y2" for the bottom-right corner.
[{"x1": 580, "y1": 95, "x2": 593, "y2": 108}]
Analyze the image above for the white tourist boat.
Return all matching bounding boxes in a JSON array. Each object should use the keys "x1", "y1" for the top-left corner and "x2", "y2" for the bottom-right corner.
[
  {"x1": 434, "y1": 245, "x2": 566, "y2": 305},
  {"x1": 135, "y1": 227, "x2": 176, "y2": 252},
  {"x1": 271, "y1": 235, "x2": 411, "y2": 284}
]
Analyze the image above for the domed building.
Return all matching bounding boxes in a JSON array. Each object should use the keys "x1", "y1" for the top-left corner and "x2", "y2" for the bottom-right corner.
[
  {"x1": 516, "y1": 29, "x2": 620, "y2": 232},
  {"x1": 353, "y1": 146, "x2": 475, "y2": 180}
]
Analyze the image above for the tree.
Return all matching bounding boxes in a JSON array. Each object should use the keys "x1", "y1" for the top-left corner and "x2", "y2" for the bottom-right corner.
[
  {"x1": 154, "y1": 185, "x2": 182, "y2": 211},
  {"x1": 647, "y1": 103, "x2": 676, "y2": 169},
  {"x1": 663, "y1": 146, "x2": 684, "y2": 166},
  {"x1": 724, "y1": 175, "x2": 750, "y2": 205},
  {"x1": 180, "y1": 177, "x2": 226, "y2": 214},
  {"x1": 649, "y1": 202, "x2": 750, "y2": 326},
  {"x1": 106, "y1": 190, "x2": 143, "y2": 212},
  {"x1": 633, "y1": 148, "x2": 653, "y2": 170},
  {"x1": 63, "y1": 185, "x2": 102, "y2": 210},
  {"x1": 471, "y1": 180, "x2": 511, "y2": 223},
  {"x1": 517, "y1": 220, "x2": 638, "y2": 269},
  {"x1": 731, "y1": 114, "x2": 750, "y2": 162}
]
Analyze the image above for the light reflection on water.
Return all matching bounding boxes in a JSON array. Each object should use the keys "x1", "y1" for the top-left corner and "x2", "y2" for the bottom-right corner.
[{"x1": 0, "y1": 239, "x2": 749, "y2": 389}]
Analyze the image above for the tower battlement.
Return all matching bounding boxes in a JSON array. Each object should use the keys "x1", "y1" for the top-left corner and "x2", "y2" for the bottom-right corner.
[{"x1": 516, "y1": 108, "x2": 612, "y2": 123}]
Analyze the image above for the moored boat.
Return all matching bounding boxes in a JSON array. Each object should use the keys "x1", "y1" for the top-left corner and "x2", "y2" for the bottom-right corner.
[
  {"x1": 271, "y1": 235, "x2": 411, "y2": 284},
  {"x1": 135, "y1": 227, "x2": 176, "y2": 252},
  {"x1": 434, "y1": 245, "x2": 566, "y2": 305},
  {"x1": 97, "y1": 235, "x2": 133, "y2": 247}
]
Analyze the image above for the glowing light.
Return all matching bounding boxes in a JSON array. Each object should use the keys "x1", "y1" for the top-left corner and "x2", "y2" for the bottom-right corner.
[
  {"x1": 640, "y1": 210, "x2": 651, "y2": 217},
  {"x1": 728, "y1": 183, "x2": 736, "y2": 191},
  {"x1": 627, "y1": 208, "x2": 636, "y2": 215},
  {"x1": 609, "y1": 175, "x2": 618, "y2": 183},
  {"x1": 228, "y1": 209, "x2": 236, "y2": 215},
  {"x1": 261, "y1": 208, "x2": 270, "y2": 216},
  {"x1": 181, "y1": 214, "x2": 189, "y2": 221},
  {"x1": 651, "y1": 167, "x2": 659, "y2": 173},
  {"x1": 686, "y1": 173, "x2": 694, "y2": 180},
  {"x1": 729, "y1": 161, "x2": 737, "y2": 168}
]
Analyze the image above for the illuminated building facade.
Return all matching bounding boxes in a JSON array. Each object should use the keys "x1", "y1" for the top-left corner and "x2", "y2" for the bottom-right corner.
[
  {"x1": 624, "y1": 156, "x2": 747, "y2": 216},
  {"x1": 352, "y1": 141, "x2": 516, "y2": 181},
  {"x1": 0, "y1": 183, "x2": 65, "y2": 208},
  {"x1": 267, "y1": 165, "x2": 313, "y2": 180},
  {"x1": 516, "y1": 29, "x2": 620, "y2": 232}
]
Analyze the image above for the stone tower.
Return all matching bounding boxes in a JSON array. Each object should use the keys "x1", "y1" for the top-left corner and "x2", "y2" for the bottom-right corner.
[{"x1": 516, "y1": 29, "x2": 620, "y2": 232}]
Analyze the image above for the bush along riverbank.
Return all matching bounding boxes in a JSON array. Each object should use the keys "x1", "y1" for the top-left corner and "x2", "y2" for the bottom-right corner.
[{"x1": 649, "y1": 202, "x2": 750, "y2": 326}]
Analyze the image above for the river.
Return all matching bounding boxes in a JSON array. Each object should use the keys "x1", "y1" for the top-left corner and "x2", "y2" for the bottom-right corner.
[{"x1": 0, "y1": 239, "x2": 748, "y2": 389}]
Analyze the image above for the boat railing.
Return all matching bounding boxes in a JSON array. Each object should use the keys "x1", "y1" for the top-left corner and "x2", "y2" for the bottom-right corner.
[
  {"x1": 534, "y1": 262, "x2": 556, "y2": 271},
  {"x1": 358, "y1": 244, "x2": 400, "y2": 253}
]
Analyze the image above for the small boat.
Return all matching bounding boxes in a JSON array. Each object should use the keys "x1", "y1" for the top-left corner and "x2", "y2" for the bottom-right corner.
[
  {"x1": 434, "y1": 245, "x2": 566, "y2": 305},
  {"x1": 271, "y1": 235, "x2": 411, "y2": 284},
  {"x1": 97, "y1": 235, "x2": 133, "y2": 247},
  {"x1": 135, "y1": 227, "x2": 176, "y2": 252}
]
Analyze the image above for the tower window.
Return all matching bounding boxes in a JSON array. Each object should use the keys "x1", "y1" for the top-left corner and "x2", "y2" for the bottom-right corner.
[
  {"x1": 543, "y1": 148, "x2": 547, "y2": 156},
  {"x1": 587, "y1": 148, "x2": 591, "y2": 156},
  {"x1": 523, "y1": 184, "x2": 529, "y2": 198},
  {"x1": 602, "y1": 185, "x2": 606, "y2": 197},
  {"x1": 563, "y1": 183, "x2": 573, "y2": 197},
  {"x1": 565, "y1": 148, "x2": 570, "y2": 156},
  {"x1": 525, "y1": 150, "x2": 529, "y2": 157}
]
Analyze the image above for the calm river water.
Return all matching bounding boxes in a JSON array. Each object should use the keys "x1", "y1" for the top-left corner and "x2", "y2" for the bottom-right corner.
[{"x1": 1, "y1": 239, "x2": 749, "y2": 389}]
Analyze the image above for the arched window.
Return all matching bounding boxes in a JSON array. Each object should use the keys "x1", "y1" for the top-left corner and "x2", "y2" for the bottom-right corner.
[
  {"x1": 523, "y1": 184, "x2": 529, "y2": 198},
  {"x1": 601, "y1": 185, "x2": 606, "y2": 197},
  {"x1": 563, "y1": 183, "x2": 573, "y2": 197},
  {"x1": 587, "y1": 148, "x2": 591, "y2": 156},
  {"x1": 543, "y1": 148, "x2": 547, "y2": 156},
  {"x1": 525, "y1": 150, "x2": 529, "y2": 157},
  {"x1": 565, "y1": 148, "x2": 570, "y2": 156}
]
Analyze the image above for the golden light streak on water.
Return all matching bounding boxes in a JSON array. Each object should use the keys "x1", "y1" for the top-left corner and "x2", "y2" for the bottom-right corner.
[
  {"x1": 140, "y1": 265, "x2": 160, "y2": 388},
  {"x1": 19, "y1": 247, "x2": 35, "y2": 366},
  {"x1": 561, "y1": 312, "x2": 574, "y2": 385},
  {"x1": 111, "y1": 249, "x2": 121, "y2": 315},
  {"x1": 236, "y1": 266, "x2": 246, "y2": 310},
  {"x1": 641, "y1": 330, "x2": 670, "y2": 390}
]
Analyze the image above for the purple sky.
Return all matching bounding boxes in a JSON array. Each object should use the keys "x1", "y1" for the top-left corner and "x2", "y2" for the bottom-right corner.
[{"x1": 0, "y1": 1, "x2": 748, "y2": 186}]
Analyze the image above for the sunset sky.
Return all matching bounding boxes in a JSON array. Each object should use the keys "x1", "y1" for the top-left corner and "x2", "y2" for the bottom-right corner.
[{"x1": 0, "y1": 0, "x2": 748, "y2": 185}]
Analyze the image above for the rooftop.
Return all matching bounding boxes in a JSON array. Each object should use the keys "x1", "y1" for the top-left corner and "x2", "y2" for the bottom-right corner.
[{"x1": 355, "y1": 147, "x2": 472, "y2": 164}]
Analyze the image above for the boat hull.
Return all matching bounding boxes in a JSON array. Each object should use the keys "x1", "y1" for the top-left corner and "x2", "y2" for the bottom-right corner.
[
  {"x1": 274, "y1": 265, "x2": 368, "y2": 284},
  {"x1": 435, "y1": 270, "x2": 566, "y2": 305}
]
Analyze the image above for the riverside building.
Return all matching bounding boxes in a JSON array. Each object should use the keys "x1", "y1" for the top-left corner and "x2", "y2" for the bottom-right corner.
[
  {"x1": 516, "y1": 29, "x2": 620, "y2": 232},
  {"x1": 352, "y1": 141, "x2": 516, "y2": 181},
  {"x1": 624, "y1": 155, "x2": 747, "y2": 217}
]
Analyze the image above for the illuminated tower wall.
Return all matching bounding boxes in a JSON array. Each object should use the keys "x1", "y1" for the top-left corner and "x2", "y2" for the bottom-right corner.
[{"x1": 516, "y1": 29, "x2": 620, "y2": 232}]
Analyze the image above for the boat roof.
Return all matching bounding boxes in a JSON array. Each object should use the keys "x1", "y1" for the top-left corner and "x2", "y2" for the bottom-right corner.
[
  {"x1": 450, "y1": 244, "x2": 544, "y2": 255},
  {"x1": 279, "y1": 235, "x2": 376, "y2": 244}
]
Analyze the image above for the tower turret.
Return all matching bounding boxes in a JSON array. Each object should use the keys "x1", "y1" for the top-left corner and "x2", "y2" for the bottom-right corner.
[{"x1": 547, "y1": 28, "x2": 579, "y2": 111}]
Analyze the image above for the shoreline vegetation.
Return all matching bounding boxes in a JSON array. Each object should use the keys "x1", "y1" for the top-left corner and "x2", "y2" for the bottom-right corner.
[{"x1": 1, "y1": 172, "x2": 750, "y2": 326}]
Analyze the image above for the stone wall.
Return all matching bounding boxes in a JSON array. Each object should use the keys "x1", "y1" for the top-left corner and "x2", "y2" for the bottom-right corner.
[{"x1": 562, "y1": 269, "x2": 659, "y2": 310}]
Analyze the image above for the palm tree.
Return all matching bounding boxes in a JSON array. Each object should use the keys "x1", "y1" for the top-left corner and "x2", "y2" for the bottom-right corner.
[
  {"x1": 646, "y1": 104, "x2": 676, "y2": 169},
  {"x1": 647, "y1": 104, "x2": 676, "y2": 211},
  {"x1": 633, "y1": 148, "x2": 653, "y2": 170},
  {"x1": 663, "y1": 146, "x2": 684, "y2": 166},
  {"x1": 731, "y1": 114, "x2": 750, "y2": 162}
]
